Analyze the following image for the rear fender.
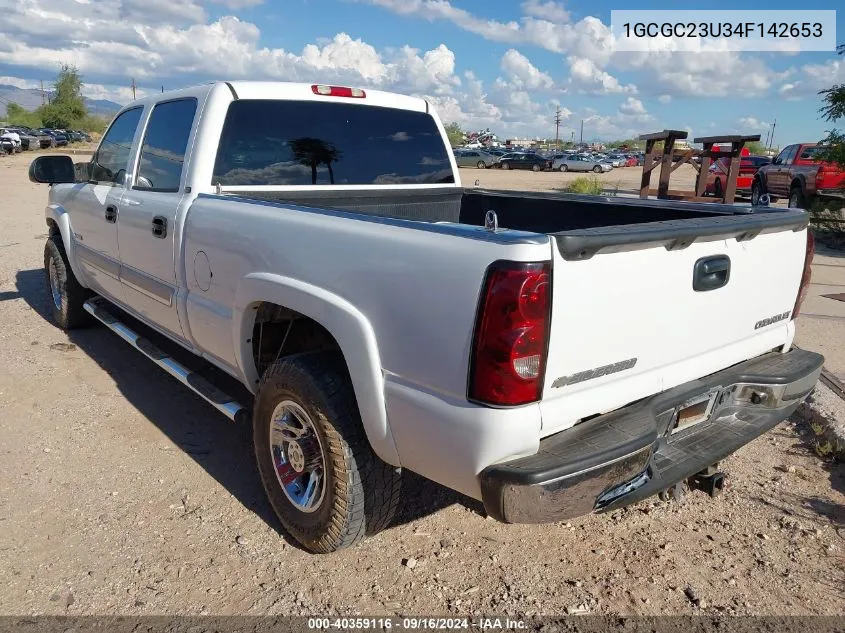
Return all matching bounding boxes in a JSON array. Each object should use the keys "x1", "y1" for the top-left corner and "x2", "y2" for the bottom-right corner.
[{"x1": 233, "y1": 272, "x2": 401, "y2": 467}]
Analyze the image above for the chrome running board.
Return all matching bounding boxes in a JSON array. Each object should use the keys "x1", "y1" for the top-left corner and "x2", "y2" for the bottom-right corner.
[{"x1": 83, "y1": 297, "x2": 249, "y2": 423}]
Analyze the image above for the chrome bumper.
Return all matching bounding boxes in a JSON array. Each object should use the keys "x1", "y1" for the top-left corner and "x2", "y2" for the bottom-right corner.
[{"x1": 480, "y1": 348, "x2": 824, "y2": 523}]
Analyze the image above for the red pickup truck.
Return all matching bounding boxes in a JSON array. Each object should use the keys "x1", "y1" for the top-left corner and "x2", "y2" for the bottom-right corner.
[
  {"x1": 705, "y1": 155, "x2": 771, "y2": 199},
  {"x1": 752, "y1": 143, "x2": 844, "y2": 208}
]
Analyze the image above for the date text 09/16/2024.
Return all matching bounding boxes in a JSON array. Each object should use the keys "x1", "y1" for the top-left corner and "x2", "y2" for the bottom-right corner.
[{"x1": 307, "y1": 618, "x2": 528, "y2": 630}]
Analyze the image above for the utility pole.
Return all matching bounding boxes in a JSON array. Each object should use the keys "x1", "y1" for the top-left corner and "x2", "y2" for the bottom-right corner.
[
  {"x1": 579, "y1": 120, "x2": 584, "y2": 146},
  {"x1": 553, "y1": 107, "x2": 563, "y2": 150},
  {"x1": 161, "y1": 85, "x2": 164, "y2": 93},
  {"x1": 768, "y1": 119, "x2": 776, "y2": 152},
  {"x1": 40, "y1": 79, "x2": 45, "y2": 105},
  {"x1": 131, "y1": 78, "x2": 136, "y2": 100}
]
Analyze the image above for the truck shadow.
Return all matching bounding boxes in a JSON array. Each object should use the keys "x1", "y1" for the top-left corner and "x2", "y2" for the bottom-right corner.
[{"x1": 15, "y1": 268, "x2": 482, "y2": 550}]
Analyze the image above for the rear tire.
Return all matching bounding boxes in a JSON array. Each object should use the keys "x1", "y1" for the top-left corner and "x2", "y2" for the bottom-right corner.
[
  {"x1": 501, "y1": 162, "x2": 509, "y2": 170},
  {"x1": 253, "y1": 352, "x2": 402, "y2": 554},
  {"x1": 714, "y1": 178, "x2": 723, "y2": 199},
  {"x1": 532, "y1": 163, "x2": 540, "y2": 172},
  {"x1": 44, "y1": 236, "x2": 93, "y2": 330},
  {"x1": 789, "y1": 186, "x2": 805, "y2": 209},
  {"x1": 559, "y1": 164, "x2": 568, "y2": 172}
]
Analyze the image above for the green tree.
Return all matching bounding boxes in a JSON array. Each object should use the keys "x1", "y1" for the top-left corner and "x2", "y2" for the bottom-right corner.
[
  {"x1": 443, "y1": 122, "x2": 464, "y2": 147},
  {"x1": 744, "y1": 140, "x2": 766, "y2": 155},
  {"x1": 5, "y1": 102, "x2": 42, "y2": 128},
  {"x1": 37, "y1": 64, "x2": 87, "y2": 129},
  {"x1": 817, "y1": 44, "x2": 845, "y2": 165}
]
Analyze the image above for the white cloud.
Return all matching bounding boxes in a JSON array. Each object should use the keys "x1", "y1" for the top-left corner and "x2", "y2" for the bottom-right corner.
[
  {"x1": 520, "y1": 0, "x2": 569, "y2": 24},
  {"x1": 499, "y1": 49, "x2": 553, "y2": 90},
  {"x1": 0, "y1": 76, "x2": 39, "y2": 89},
  {"x1": 567, "y1": 57, "x2": 636, "y2": 95},
  {"x1": 618, "y1": 97, "x2": 646, "y2": 116},
  {"x1": 121, "y1": 0, "x2": 207, "y2": 24},
  {"x1": 657, "y1": 94, "x2": 671, "y2": 104},
  {"x1": 738, "y1": 117, "x2": 769, "y2": 130},
  {"x1": 778, "y1": 58, "x2": 844, "y2": 100},
  {"x1": 364, "y1": 0, "x2": 798, "y2": 101}
]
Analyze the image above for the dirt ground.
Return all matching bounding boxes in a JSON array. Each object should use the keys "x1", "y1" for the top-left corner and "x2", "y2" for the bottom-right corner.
[{"x1": 0, "y1": 151, "x2": 843, "y2": 617}]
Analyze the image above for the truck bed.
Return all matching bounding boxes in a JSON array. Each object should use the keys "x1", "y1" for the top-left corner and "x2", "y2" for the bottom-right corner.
[{"x1": 227, "y1": 186, "x2": 808, "y2": 260}]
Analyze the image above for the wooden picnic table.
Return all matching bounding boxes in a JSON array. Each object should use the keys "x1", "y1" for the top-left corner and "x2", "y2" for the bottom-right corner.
[{"x1": 638, "y1": 130, "x2": 761, "y2": 204}]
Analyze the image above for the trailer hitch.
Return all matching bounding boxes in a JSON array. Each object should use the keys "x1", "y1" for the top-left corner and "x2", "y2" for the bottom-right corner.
[{"x1": 687, "y1": 465, "x2": 726, "y2": 498}]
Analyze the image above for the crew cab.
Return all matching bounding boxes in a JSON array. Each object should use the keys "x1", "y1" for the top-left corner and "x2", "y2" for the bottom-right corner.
[
  {"x1": 753, "y1": 142, "x2": 845, "y2": 208},
  {"x1": 30, "y1": 81, "x2": 823, "y2": 554}
]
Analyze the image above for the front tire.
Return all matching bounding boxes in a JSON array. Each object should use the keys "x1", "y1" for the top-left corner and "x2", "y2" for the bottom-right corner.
[
  {"x1": 559, "y1": 164, "x2": 568, "y2": 172},
  {"x1": 253, "y1": 353, "x2": 402, "y2": 554},
  {"x1": 44, "y1": 236, "x2": 92, "y2": 330},
  {"x1": 476, "y1": 161, "x2": 486, "y2": 169},
  {"x1": 593, "y1": 165, "x2": 602, "y2": 173},
  {"x1": 714, "y1": 178, "x2": 723, "y2": 199},
  {"x1": 501, "y1": 162, "x2": 509, "y2": 170},
  {"x1": 532, "y1": 163, "x2": 540, "y2": 172}
]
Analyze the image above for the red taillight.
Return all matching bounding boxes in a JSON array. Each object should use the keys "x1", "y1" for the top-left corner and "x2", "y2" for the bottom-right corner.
[
  {"x1": 792, "y1": 230, "x2": 815, "y2": 320},
  {"x1": 469, "y1": 261, "x2": 551, "y2": 406},
  {"x1": 311, "y1": 84, "x2": 366, "y2": 98}
]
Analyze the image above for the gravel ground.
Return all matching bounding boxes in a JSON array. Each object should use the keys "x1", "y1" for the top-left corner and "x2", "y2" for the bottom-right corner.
[{"x1": 0, "y1": 151, "x2": 843, "y2": 617}]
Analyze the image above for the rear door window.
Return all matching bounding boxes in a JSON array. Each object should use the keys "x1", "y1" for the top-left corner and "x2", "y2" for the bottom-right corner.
[
  {"x1": 212, "y1": 100, "x2": 454, "y2": 186},
  {"x1": 135, "y1": 98, "x2": 197, "y2": 192}
]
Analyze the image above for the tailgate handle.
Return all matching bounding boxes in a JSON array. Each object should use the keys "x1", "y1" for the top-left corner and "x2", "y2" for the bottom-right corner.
[{"x1": 693, "y1": 255, "x2": 731, "y2": 291}]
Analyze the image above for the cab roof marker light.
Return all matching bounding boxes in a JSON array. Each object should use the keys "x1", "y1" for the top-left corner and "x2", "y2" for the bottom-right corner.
[{"x1": 311, "y1": 85, "x2": 367, "y2": 98}]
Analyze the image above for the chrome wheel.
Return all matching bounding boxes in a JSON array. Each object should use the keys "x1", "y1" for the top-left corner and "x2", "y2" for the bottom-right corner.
[
  {"x1": 48, "y1": 256, "x2": 62, "y2": 310},
  {"x1": 269, "y1": 400, "x2": 326, "y2": 513}
]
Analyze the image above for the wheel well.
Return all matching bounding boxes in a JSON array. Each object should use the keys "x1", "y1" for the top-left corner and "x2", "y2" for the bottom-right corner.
[
  {"x1": 790, "y1": 178, "x2": 804, "y2": 192},
  {"x1": 46, "y1": 218, "x2": 61, "y2": 240},
  {"x1": 251, "y1": 302, "x2": 342, "y2": 378}
]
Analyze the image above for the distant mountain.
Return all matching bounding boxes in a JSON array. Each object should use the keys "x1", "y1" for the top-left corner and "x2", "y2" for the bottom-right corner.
[{"x1": 0, "y1": 84, "x2": 122, "y2": 119}]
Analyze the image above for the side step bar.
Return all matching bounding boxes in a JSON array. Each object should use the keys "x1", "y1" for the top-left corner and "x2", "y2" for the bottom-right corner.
[{"x1": 83, "y1": 297, "x2": 249, "y2": 423}]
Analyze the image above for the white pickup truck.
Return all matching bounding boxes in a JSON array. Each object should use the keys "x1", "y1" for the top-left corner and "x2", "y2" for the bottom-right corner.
[{"x1": 30, "y1": 81, "x2": 823, "y2": 554}]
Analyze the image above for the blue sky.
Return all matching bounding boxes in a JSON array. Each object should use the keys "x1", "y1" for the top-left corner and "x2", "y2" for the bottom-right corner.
[{"x1": 0, "y1": 0, "x2": 842, "y2": 144}]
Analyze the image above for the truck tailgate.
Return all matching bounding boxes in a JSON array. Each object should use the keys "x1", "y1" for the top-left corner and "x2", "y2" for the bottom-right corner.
[{"x1": 539, "y1": 210, "x2": 810, "y2": 435}]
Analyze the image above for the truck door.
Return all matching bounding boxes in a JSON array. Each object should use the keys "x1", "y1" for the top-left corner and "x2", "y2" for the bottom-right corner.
[
  {"x1": 770, "y1": 145, "x2": 797, "y2": 196},
  {"x1": 116, "y1": 98, "x2": 199, "y2": 341},
  {"x1": 64, "y1": 107, "x2": 144, "y2": 301}
]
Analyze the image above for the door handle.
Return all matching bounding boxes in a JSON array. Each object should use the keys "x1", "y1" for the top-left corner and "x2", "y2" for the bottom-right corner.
[
  {"x1": 151, "y1": 216, "x2": 168, "y2": 239},
  {"x1": 105, "y1": 205, "x2": 117, "y2": 223},
  {"x1": 693, "y1": 255, "x2": 731, "y2": 292}
]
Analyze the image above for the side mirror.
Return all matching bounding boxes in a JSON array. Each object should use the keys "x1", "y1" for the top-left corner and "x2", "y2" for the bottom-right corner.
[{"x1": 29, "y1": 155, "x2": 76, "y2": 184}]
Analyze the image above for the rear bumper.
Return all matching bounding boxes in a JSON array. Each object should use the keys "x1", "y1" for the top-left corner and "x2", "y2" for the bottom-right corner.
[
  {"x1": 817, "y1": 188, "x2": 845, "y2": 200},
  {"x1": 480, "y1": 348, "x2": 824, "y2": 523}
]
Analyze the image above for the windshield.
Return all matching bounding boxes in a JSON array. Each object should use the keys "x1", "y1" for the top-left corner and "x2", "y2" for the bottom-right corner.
[{"x1": 213, "y1": 99, "x2": 454, "y2": 186}]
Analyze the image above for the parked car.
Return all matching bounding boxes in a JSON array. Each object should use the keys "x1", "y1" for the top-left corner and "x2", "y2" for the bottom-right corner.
[
  {"x1": 705, "y1": 155, "x2": 771, "y2": 199},
  {"x1": 624, "y1": 156, "x2": 639, "y2": 167},
  {"x1": 0, "y1": 127, "x2": 21, "y2": 154},
  {"x1": 553, "y1": 155, "x2": 611, "y2": 173},
  {"x1": 498, "y1": 153, "x2": 551, "y2": 171},
  {"x1": 453, "y1": 149, "x2": 497, "y2": 169},
  {"x1": 29, "y1": 80, "x2": 822, "y2": 555},
  {"x1": 752, "y1": 143, "x2": 844, "y2": 208},
  {"x1": 39, "y1": 129, "x2": 68, "y2": 146},
  {"x1": 606, "y1": 154, "x2": 625, "y2": 168},
  {"x1": 6, "y1": 127, "x2": 39, "y2": 150},
  {"x1": 21, "y1": 127, "x2": 54, "y2": 149}
]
